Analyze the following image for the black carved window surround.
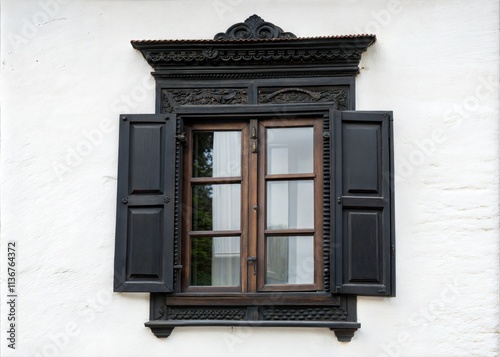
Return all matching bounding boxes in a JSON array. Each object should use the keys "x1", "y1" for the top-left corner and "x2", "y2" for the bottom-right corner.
[{"x1": 113, "y1": 15, "x2": 395, "y2": 343}]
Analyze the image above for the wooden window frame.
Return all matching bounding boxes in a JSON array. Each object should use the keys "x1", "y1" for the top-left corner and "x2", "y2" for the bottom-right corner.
[
  {"x1": 257, "y1": 118, "x2": 324, "y2": 292},
  {"x1": 181, "y1": 117, "x2": 324, "y2": 294},
  {"x1": 181, "y1": 121, "x2": 249, "y2": 293},
  {"x1": 113, "y1": 15, "x2": 394, "y2": 343}
]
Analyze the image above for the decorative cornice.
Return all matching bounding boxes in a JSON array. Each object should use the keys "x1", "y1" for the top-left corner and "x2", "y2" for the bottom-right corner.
[
  {"x1": 131, "y1": 15, "x2": 376, "y2": 77},
  {"x1": 141, "y1": 45, "x2": 365, "y2": 67},
  {"x1": 214, "y1": 14, "x2": 296, "y2": 40}
]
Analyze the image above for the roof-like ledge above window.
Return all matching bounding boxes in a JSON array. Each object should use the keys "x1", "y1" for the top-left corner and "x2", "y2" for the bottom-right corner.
[{"x1": 131, "y1": 14, "x2": 376, "y2": 79}]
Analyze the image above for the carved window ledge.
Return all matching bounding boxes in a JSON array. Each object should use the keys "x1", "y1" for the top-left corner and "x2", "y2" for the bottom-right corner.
[{"x1": 147, "y1": 291, "x2": 360, "y2": 342}]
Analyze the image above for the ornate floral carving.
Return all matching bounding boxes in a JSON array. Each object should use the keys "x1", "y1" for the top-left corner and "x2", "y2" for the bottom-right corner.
[
  {"x1": 214, "y1": 14, "x2": 296, "y2": 40},
  {"x1": 261, "y1": 306, "x2": 347, "y2": 321},
  {"x1": 259, "y1": 87, "x2": 348, "y2": 110},
  {"x1": 145, "y1": 48, "x2": 362, "y2": 67},
  {"x1": 162, "y1": 88, "x2": 248, "y2": 113},
  {"x1": 167, "y1": 307, "x2": 246, "y2": 320}
]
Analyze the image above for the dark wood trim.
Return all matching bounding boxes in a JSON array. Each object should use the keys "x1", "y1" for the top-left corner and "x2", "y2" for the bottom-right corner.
[
  {"x1": 132, "y1": 18, "x2": 375, "y2": 79},
  {"x1": 164, "y1": 292, "x2": 341, "y2": 305},
  {"x1": 313, "y1": 119, "x2": 324, "y2": 290},
  {"x1": 146, "y1": 320, "x2": 360, "y2": 342},
  {"x1": 247, "y1": 119, "x2": 259, "y2": 293},
  {"x1": 180, "y1": 125, "x2": 193, "y2": 292}
]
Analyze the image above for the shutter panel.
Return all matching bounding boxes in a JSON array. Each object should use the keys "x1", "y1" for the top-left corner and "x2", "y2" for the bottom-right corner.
[
  {"x1": 114, "y1": 114, "x2": 176, "y2": 292},
  {"x1": 332, "y1": 111, "x2": 395, "y2": 296}
]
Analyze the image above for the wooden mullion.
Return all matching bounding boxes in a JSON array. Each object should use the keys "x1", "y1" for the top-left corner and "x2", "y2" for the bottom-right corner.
[
  {"x1": 248, "y1": 119, "x2": 259, "y2": 293},
  {"x1": 264, "y1": 229, "x2": 315, "y2": 236},
  {"x1": 265, "y1": 173, "x2": 315, "y2": 181},
  {"x1": 189, "y1": 230, "x2": 242, "y2": 237},
  {"x1": 183, "y1": 285, "x2": 242, "y2": 293},
  {"x1": 240, "y1": 124, "x2": 250, "y2": 293},
  {"x1": 256, "y1": 120, "x2": 266, "y2": 291},
  {"x1": 258, "y1": 283, "x2": 319, "y2": 292},
  {"x1": 190, "y1": 176, "x2": 242, "y2": 184}
]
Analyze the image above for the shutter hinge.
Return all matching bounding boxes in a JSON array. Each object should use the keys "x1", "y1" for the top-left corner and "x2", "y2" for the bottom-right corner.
[
  {"x1": 250, "y1": 122, "x2": 258, "y2": 153},
  {"x1": 337, "y1": 197, "x2": 342, "y2": 204},
  {"x1": 391, "y1": 245, "x2": 395, "y2": 256},
  {"x1": 176, "y1": 132, "x2": 187, "y2": 144},
  {"x1": 251, "y1": 126, "x2": 257, "y2": 139},
  {"x1": 173, "y1": 265, "x2": 183, "y2": 269}
]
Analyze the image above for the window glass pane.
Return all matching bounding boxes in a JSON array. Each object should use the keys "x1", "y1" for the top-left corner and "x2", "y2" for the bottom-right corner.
[
  {"x1": 266, "y1": 236, "x2": 314, "y2": 284},
  {"x1": 267, "y1": 180, "x2": 314, "y2": 229},
  {"x1": 267, "y1": 127, "x2": 313, "y2": 175},
  {"x1": 192, "y1": 184, "x2": 241, "y2": 231},
  {"x1": 193, "y1": 131, "x2": 241, "y2": 177},
  {"x1": 191, "y1": 236, "x2": 240, "y2": 286}
]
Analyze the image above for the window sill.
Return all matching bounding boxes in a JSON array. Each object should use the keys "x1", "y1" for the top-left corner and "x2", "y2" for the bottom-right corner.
[
  {"x1": 147, "y1": 293, "x2": 359, "y2": 342},
  {"x1": 145, "y1": 320, "x2": 360, "y2": 342}
]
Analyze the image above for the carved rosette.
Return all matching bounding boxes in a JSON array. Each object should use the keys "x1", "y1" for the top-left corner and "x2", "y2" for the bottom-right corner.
[
  {"x1": 214, "y1": 14, "x2": 296, "y2": 40},
  {"x1": 162, "y1": 88, "x2": 248, "y2": 113}
]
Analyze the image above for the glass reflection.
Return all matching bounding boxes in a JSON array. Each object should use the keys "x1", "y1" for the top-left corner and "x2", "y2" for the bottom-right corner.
[
  {"x1": 267, "y1": 180, "x2": 314, "y2": 229},
  {"x1": 192, "y1": 184, "x2": 241, "y2": 231},
  {"x1": 267, "y1": 127, "x2": 313, "y2": 175},
  {"x1": 191, "y1": 236, "x2": 240, "y2": 286},
  {"x1": 193, "y1": 131, "x2": 241, "y2": 177},
  {"x1": 266, "y1": 236, "x2": 314, "y2": 284}
]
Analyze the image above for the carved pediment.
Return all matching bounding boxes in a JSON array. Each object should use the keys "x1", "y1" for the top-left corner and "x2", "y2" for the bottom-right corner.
[
  {"x1": 131, "y1": 15, "x2": 375, "y2": 78},
  {"x1": 214, "y1": 14, "x2": 296, "y2": 40}
]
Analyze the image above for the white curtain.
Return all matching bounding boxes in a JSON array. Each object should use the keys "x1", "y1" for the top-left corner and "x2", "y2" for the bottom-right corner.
[
  {"x1": 267, "y1": 129, "x2": 314, "y2": 284},
  {"x1": 212, "y1": 132, "x2": 241, "y2": 286}
]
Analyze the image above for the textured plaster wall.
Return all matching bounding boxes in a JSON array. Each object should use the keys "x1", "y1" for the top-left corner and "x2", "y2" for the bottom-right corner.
[{"x1": 1, "y1": 0, "x2": 498, "y2": 356}]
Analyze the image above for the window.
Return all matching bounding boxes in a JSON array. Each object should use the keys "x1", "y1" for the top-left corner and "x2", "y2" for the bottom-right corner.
[
  {"x1": 182, "y1": 118, "x2": 324, "y2": 293},
  {"x1": 112, "y1": 15, "x2": 395, "y2": 342}
]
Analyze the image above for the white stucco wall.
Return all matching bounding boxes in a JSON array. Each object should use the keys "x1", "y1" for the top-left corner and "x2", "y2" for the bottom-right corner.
[{"x1": 1, "y1": 0, "x2": 498, "y2": 356}]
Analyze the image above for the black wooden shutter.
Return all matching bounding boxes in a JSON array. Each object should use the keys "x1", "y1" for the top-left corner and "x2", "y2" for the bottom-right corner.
[
  {"x1": 332, "y1": 110, "x2": 395, "y2": 296},
  {"x1": 114, "y1": 114, "x2": 176, "y2": 292}
]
